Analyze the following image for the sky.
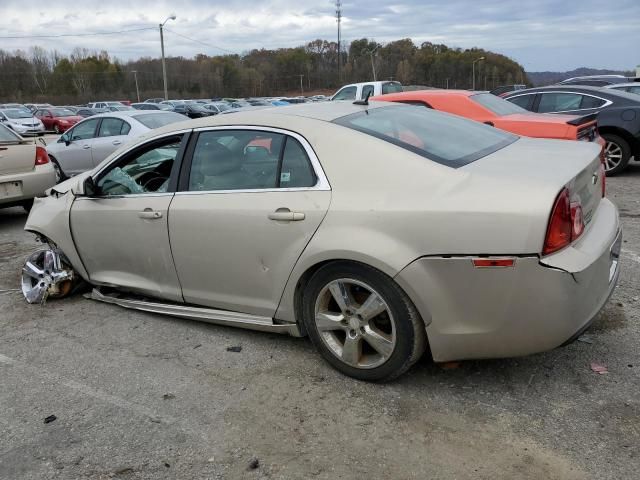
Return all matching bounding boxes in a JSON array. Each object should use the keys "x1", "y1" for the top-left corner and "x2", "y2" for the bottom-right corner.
[{"x1": 0, "y1": 0, "x2": 638, "y2": 72}]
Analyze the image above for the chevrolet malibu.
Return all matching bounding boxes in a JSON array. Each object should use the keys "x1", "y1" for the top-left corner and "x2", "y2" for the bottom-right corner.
[{"x1": 21, "y1": 102, "x2": 621, "y2": 381}]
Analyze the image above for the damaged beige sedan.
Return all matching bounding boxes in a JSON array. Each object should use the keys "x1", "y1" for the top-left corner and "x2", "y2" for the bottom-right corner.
[{"x1": 21, "y1": 101, "x2": 621, "y2": 381}]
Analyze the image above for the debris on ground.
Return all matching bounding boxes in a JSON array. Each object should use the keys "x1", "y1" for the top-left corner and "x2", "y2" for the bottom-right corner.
[
  {"x1": 162, "y1": 393, "x2": 175, "y2": 400},
  {"x1": 193, "y1": 344, "x2": 202, "y2": 349},
  {"x1": 577, "y1": 335, "x2": 594, "y2": 344},
  {"x1": 226, "y1": 346, "x2": 242, "y2": 353},
  {"x1": 590, "y1": 363, "x2": 609, "y2": 374},
  {"x1": 43, "y1": 415, "x2": 57, "y2": 424},
  {"x1": 247, "y1": 457, "x2": 260, "y2": 470}
]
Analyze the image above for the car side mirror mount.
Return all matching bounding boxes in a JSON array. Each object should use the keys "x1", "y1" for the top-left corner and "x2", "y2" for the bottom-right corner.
[
  {"x1": 61, "y1": 133, "x2": 71, "y2": 146},
  {"x1": 79, "y1": 176, "x2": 100, "y2": 197}
]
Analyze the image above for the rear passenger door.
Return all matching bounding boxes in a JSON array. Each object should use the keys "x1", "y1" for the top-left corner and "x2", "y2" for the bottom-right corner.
[
  {"x1": 90, "y1": 117, "x2": 132, "y2": 166},
  {"x1": 168, "y1": 127, "x2": 331, "y2": 317}
]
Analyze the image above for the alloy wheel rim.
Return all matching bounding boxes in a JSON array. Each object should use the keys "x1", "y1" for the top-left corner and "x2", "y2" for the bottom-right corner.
[
  {"x1": 21, "y1": 250, "x2": 70, "y2": 304},
  {"x1": 314, "y1": 278, "x2": 396, "y2": 369},
  {"x1": 604, "y1": 141, "x2": 623, "y2": 172}
]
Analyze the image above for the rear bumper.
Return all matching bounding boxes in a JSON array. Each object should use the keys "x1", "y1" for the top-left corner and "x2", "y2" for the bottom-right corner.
[
  {"x1": 395, "y1": 199, "x2": 621, "y2": 362},
  {"x1": 0, "y1": 164, "x2": 57, "y2": 207}
]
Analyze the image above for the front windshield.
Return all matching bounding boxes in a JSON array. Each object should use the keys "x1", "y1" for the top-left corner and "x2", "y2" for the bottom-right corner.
[
  {"x1": 471, "y1": 93, "x2": 528, "y2": 116},
  {"x1": 51, "y1": 108, "x2": 76, "y2": 117},
  {"x1": 334, "y1": 104, "x2": 517, "y2": 167},
  {"x1": 132, "y1": 112, "x2": 186, "y2": 129},
  {"x1": 3, "y1": 109, "x2": 33, "y2": 119},
  {"x1": 190, "y1": 105, "x2": 209, "y2": 112}
]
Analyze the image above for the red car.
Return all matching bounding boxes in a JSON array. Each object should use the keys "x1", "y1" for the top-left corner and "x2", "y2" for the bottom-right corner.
[
  {"x1": 372, "y1": 90, "x2": 604, "y2": 145},
  {"x1": 33, "y1": 107, "x2": 83, "y2": 134}
]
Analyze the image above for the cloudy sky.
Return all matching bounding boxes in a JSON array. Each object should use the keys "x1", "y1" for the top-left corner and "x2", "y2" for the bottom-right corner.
[{"x1": 1, "y1": 0, "x2": 638, "y2": 72}]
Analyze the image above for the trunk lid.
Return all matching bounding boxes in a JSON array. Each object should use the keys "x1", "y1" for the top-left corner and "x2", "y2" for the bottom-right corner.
[
  {"x1": 0, "y1": 142, "x2": 36, "y2": 175},
  {"x1": 464, "y1": 137, "x2": 603, "y2": 231}
]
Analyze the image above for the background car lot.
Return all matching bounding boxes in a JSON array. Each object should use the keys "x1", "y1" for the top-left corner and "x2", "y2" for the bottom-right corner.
[{"x1": 0, "y1": 166, "x2": 638, "y2": 479}]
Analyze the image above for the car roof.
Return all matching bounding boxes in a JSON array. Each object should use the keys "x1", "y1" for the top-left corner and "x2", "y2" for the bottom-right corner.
[
  {"x1": 339, "y1": 81, "x2": 401, "y2": 88},
  {"x1": 605, "y1": 82, "x2": 640, "y2": 88},
  {"x1": 82, "y1": 110, "x2": 179, "y2": 121},
  {"x1": 505, "y1": 85, "x2": 640, "y2": 102},
  {"x1": 385, "y1": 89, "x2": 474, "y2": 98}
]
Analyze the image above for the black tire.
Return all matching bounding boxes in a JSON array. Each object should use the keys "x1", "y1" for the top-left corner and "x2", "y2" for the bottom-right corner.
[
  {"x1": 49, "y1": 156, "x2": 66, "y2": 183},
  {"x1": 302, "y1": 262, "x2": 427, "y2": 382},
  {"x1": 22, "y1": 199, "x2": 34, "y2": 212},
  {"x1": 601, "y1": 134, "x2": 631, "y2": 176}
]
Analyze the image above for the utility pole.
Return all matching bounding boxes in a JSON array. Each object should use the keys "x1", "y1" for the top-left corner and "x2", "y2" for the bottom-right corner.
[
  {"x1": 472, "y1": 56, "x2": 485, "y2": 91},
  {"x1": 336, "y1": 1, "x2": 342, "y2": 82},
  {"x1": 365, "y1": 45, "x2": 379, "y2": 81},
  {"x1": 132, "y1": 70, "x2": 140, "y2": 102},
  {"x1": 159, "y1": 14, "x2": 176, "y2": 101},
  {"x1": 446, "y1": 77, "x2": 449, "y2": 89},
  {"x1": 298, "y1": 74, "x2": 304, "y2": 95}
]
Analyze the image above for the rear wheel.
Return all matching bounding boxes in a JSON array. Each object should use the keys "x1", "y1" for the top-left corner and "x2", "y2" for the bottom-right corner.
[
  {"x1": 49, "y1": 156, "x2": 66, "y2": 183},
  {"x1": 302, "y1": 262, "x2": 426, "y2": 382},
  {"x1": 22, "y1": 199, "x2": 34, "y2": 212},
  {"x1": 602, "y1": 134, "x2": 631, "y2": 176}
]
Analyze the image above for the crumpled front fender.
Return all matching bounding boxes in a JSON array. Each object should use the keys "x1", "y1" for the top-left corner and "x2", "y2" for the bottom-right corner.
[{"x1": 24, "y1": 191, "x2": 89, "y2": 282}]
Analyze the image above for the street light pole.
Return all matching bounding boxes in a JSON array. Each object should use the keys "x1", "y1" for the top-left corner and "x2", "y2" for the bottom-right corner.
[
  {"x1": 472, "y1": 56, "x2": 485, "y2": 91},
  {"x1": 366, "y1": 45, "x2": 379, "y2": 81},
  {"x1": 159, "y1": 14, "x2": 176, "y2": 101},
  {"x1": 132, "y1": 70, "x2": 140, "y2": 102}
]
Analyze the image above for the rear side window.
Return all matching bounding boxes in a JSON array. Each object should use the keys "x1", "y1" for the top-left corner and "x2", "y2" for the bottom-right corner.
[
  {"x1": 580, "y1": 95, "x2": 606, "y2": 109},
  {"x1": 98, "y1": 118, "x2": 130, "y2": 137},
  {"x1": 382, "y1": 82, "x2": 403, "y2": 94},
  {"x1": 361, "y1": 85, "x2": 375, "y2": 100},
  {"x1": 280, "y1": 138, "x2": 316, "y2": 188},
  {"x1": 334, "y1": 105, "x2": 516, "y2": 167}
]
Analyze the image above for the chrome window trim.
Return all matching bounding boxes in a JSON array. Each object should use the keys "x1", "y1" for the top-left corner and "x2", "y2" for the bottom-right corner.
[
  {"x1": 508, "y1": 91, "x2": 613, "y2": 113},
  {"x1": 75, "y1": 192, "x2": 175, "y2": 201},
  {"x1": 92, "y1": 128, "x2": 193, "y2": 178},
  {"x1": 181, "y1": 125, "x2": 331, "y2": 193}
]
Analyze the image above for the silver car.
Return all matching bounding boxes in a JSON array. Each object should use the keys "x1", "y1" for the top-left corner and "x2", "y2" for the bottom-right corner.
[
  {"x1": 22, "y1": 102, "x2": 620, "y2": 381},
  {"x1": 46, "y1": 110, "x2": 187, "y2": 178},
  {"x1": 0, "y1": 109, "x2": 45, "y2": 136}
]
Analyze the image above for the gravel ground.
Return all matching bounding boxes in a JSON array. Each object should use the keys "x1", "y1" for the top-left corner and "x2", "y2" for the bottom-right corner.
[{"x1": 0, "y1": 163, "x2": 639, "y2": 479}]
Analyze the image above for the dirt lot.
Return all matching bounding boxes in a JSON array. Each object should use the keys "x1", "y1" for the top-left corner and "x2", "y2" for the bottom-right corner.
[{"x1": 1, "y1": 164, "x2": 639, "y2": 480}]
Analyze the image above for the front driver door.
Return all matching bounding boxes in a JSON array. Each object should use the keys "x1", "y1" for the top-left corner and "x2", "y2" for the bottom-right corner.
[
  {"x1": 70, "y1": 133, "x2": 188, "y2": 301},
  {"x1": 168, "y1": 128, "x2": 331, "y2": 317}
]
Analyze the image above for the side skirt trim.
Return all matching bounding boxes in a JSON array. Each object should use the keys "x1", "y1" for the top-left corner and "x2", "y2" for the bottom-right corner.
[{"x1": 88, "y1": 288, "x2": 301, "y2": 336}]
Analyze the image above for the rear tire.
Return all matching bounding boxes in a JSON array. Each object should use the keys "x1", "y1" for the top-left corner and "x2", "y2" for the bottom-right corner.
[
  {"x1": 49, "y1": 156, "x2": 66, "y2": 183},
  {"x1": 22, "y1": 199, "x2": 34, "y2": 212},
  {"x1": 602, "y1": 134, "x2": 631, "y2": 176},
  {"x1": 302, "y1": 262, "x2": 427, "y2": 382}
]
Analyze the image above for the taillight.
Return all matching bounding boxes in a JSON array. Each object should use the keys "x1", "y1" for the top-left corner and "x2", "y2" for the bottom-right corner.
[
  {"x1": 543, "y1": 188, "x2": 585, "y2": 255},
  {"x1": 35, "y1": 146, "x2": 49, "y2": 166}
]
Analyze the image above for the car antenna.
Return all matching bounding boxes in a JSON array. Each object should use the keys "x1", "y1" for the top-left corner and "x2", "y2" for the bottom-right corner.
[{"x1": 353, "y1": 91, "x2": 372, "y2": 106}]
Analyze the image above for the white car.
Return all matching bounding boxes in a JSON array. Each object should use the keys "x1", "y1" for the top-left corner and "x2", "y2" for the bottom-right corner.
[
  {"x1": 86, "y1": 101, "x2": 125, "y2": 109},
  {"x1": 331, "y1": 81, "x2": 403, "y2": 101},
  {"x1": 0, "y1": 109, "x2": 45, "y2": 136},
  {"x1": 46, "y1": 110, "x2": 187, "y2": 178}
]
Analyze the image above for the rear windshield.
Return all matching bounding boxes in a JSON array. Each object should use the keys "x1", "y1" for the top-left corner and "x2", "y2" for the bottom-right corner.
[
  {"x1": 0, "y1": 123, "x2": 21, "y2": 142},
  {"x1": 471, "y1": 93, "x2": 527, "y2": 116},
  {"x1": 132, "y1": 112, "x2": 186, "y2": 129},
  {"x1": 334, "y1": 105, "x2": 517, "y2": 167}
]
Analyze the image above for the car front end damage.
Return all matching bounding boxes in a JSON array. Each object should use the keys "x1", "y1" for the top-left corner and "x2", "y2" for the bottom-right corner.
[{"x1": 394, "y1": 198, "x2": 621, "y2": 362}]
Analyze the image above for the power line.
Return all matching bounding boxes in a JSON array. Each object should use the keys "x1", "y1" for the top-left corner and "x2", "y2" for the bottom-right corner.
[
  {"x1": 0, "y1": 27, "x2": 156, "y2": 40},
  {"x1": 162, "y1": 28, "x2": 235, "y2": 54}
]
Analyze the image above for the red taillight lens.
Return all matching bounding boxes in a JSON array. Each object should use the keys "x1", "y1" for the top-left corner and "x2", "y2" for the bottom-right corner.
[
  {"x1": 543, "y1": 189, "x2": 572, "y2": 255},
  {"x1": 35, "y1": 146, "x2": 49, "y2": 166},
  {"x1": 543, "y1": 188, "x2": 585, "y2": 255}
]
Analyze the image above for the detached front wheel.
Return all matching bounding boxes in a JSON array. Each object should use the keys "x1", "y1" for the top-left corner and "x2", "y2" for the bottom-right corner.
[{"x1": 302, "y1": 262, "x2": 426, "y2": 382}]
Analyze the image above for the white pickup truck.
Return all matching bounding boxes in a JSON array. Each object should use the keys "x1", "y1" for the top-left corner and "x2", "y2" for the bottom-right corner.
[{"x1": 330, "y1": 81, "x2": 403, "y2": 101}]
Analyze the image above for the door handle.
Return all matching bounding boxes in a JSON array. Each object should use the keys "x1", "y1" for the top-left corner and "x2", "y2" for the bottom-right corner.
[
  {"x1": 138, "y1": 209, "x2": 163, "y2": 220},
  {"x1": 268, "y1": 209, "x2": 305, "y2": 221},
  {"x1": 112, "y1": 140, "x2": 122, "y2": 145},
  {"x1": 82, "y1": 145, "x2": 90, "y2": 149}
]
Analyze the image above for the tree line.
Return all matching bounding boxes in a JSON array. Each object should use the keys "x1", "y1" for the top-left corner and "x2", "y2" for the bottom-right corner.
[{"x1": 0, "y1": 39, "x2": 529, "y2": 103}]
